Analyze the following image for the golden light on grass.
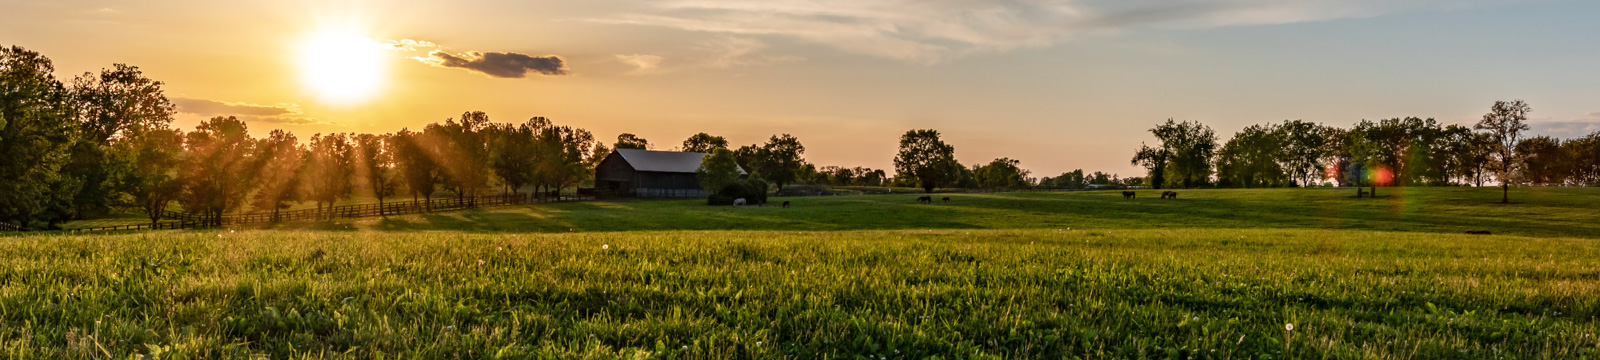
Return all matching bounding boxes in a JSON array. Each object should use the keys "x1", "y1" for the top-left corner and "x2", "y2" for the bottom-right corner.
[{"x1": 297, "y1": 30, "x2": 386, "y2": 104}]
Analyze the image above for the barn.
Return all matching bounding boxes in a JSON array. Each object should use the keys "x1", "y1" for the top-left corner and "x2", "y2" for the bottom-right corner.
[{"x1": 593, "y1": 149, "x2": 745, "y2": 197}]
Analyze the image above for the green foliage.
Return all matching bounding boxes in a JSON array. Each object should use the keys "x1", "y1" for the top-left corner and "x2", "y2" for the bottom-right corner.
[
  {"x1": 894, "y1": 129, "x2": 961, "y2": 193},
  {"x1": 681, "y1": 132, "x2": 728, "y2": 153},
  {"x1": 0, "y1": 46, "x2": 76, "y2": 228},
  {"x1": 696, "y1": 147, "x2": 741, "y2": 195},
  {"x1": 708, "y1": 177, "x2": 768, "y2": 205},
  {"x1": 116, "y1": 127, "x2": 186, "y2": 226},
  {"x1": 613, "y1": 133, "x2": 649, "y2": 150},
  {"x1": 1476, "y1": 100, "x2": 1533, "y2": 203},
  {"x1": 250, "y1": 129, "x2": 302, "y2": 220},
  {"x1": 971, "y1": 157, "x2": 1033, "y2": 188},
  {"x1": 303, "y1": 132, "x2": 353, "y2": 218},
  {"x1": 179, "y1": 116, "x2": 255, "y2": 226},
  {"x1": 1040, "y1": 169, "x2": 1087, "y2": 189}
]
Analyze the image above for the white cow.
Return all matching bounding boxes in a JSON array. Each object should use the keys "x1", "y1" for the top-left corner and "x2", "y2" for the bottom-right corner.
[{"x1": 733, "y1": 198, "x2": 747, "y2": 206}]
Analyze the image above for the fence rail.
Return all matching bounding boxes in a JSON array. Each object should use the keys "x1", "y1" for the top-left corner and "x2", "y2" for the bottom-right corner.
[{"x1": 40, "y1": 192, "x2": 593, "y2": 234}]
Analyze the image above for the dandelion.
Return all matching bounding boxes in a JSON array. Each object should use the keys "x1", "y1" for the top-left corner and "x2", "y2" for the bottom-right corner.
[
  {"x1": 1285, "y1": 323, "x2": 1294, "y2": 331},
  {"x1": 602, "y1": 244, "x2": 610, "y2": 250}
]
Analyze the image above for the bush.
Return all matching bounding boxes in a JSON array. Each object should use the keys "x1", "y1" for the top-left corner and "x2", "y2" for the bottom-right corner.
[{"x1": 708, "y1": 178, "x2": 769, "y2": 205}]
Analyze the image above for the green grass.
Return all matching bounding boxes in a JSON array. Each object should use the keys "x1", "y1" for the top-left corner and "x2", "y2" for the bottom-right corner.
[{"x1": 4, "y1": 187, "x2": 1599, "y2": 359}]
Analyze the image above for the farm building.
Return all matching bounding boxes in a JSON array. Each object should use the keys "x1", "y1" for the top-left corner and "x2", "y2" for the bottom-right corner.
[{"x1": 594, "y1": 149, "x2": 745, "y2": 197}]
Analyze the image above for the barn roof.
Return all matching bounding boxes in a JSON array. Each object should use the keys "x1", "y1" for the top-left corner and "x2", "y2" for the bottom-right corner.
[{"x1": 613, "y1": 148, "x2": 746, "y2": 174}]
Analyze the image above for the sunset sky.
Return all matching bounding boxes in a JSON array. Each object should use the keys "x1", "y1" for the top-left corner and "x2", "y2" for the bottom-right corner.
[{"x1": 4, "y1": 0, "x2": 1597, "y2": 176}]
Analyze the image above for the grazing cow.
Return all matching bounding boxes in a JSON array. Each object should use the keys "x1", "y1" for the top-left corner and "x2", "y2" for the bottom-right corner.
[
  {"x1": 942, "y1": 197, "x2": 951, "y2": 204},
  {"x1": 1465, "y1": 230, "x2": 1492, "y2": 235},
  {"x1": 917, "y1": 196, "x2": 933, "y2": 204},
  {"x1": 1122, "y1": 191, "x2": 1136, "y2": 199},
  {"x1": 782, "y1": 201, "x2": 791, "y2": 208},
  {"x1": 733, "y1": 198, "x2": 747, "y2": 206},
  {"x1": 1160, "y1": 191, "x2": 1178, "y2": 199}
]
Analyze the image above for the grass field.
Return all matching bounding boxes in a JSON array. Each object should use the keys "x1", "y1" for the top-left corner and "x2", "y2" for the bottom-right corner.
[{"x1": 4, "y1": 187, "x2": 1598, "y2": 358}]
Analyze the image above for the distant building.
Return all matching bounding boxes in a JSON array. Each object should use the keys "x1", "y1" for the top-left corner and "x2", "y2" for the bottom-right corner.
[{"x1": 593, "y1": 149, "x2": 745, "y2": 197}]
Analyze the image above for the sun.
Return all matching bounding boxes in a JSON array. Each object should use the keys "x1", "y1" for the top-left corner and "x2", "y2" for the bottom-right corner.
[{"x1": 297, "y1": 31, "x2": 386, "y2": 104}]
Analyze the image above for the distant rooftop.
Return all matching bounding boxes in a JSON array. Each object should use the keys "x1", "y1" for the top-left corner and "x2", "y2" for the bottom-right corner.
[{"x1": 613, "y1": 148, "x2": 745, "y2": 174}]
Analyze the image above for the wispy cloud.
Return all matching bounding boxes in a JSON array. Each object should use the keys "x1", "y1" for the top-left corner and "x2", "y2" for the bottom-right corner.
[
  {"x1": 592, "y1": 0, "x2": 1519, "y2": 62},
  {"x1": 615, "y1": 54, "x2": 665, "y2": 75},
  {"x1": 1528, "y1": 111, "x2": 1600, "y2": 139},
  {"x1": 700, "y1": 37, "x2": 803, "y2": 68},
  {"x1": 174, "y1": 98, "x2": 298, "y2": 116}
]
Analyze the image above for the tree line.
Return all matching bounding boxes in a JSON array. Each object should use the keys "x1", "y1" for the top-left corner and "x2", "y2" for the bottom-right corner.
[
  {"x1": 1132, "y1": 100, "x2": 1600, "y2": 202},
  {"x1": 1, "y1": 46, "x2": 612, "y2": 229}
]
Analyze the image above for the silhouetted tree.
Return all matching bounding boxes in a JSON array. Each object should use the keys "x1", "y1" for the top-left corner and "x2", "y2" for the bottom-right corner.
[
  {"x1": 180, "y1": 116, "x2": 255, "y2": 226},
  {"x1": 1516, "y1": 136, "x2": 1565, "y2": 186},
  {"x1": 391, "y1": 129, "x2": 440, "y2": 210},
  {"x1": 114, "y1": 127, "x2": 184, "y2": 226},
  {"x1": 250, "y1": 129, "x2": 303, "y2": 222},
  {"x1": 750, "y1": 134, "x2": 806, "y2": 191},
  {"x1": 697, "y1": 147, "x2": 741, "y2": 196},
  {"x1": 354, "y1": 133, "x2": 397, "y2": 216},
  {"x1": 0, "y1": 46, "x2": 77, "y2": 228},
  {"x1": 894, "y1": 129, "x2": 961, "y2": 193},
  {"x1": 972, "y1": 157, "x2": 1032, "y2": 188},
  {"x1": 682, "y1": 132, "x2": 728, "y2": 153},
  {"x1": 614, "y1": 133, "x2": 650, "y2": 150},
  {"x1": 1476, "y1": 100, "x2": 1532, "y2": 203},
  {"x1": 303, "y1": 133, "x2": 352, "y2": 220}
]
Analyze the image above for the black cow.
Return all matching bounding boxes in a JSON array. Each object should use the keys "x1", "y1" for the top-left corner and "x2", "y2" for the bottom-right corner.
[
  {"x1": 917, "y1": 196, "x2": 933, "y2": 204},
  {"x1": 782, "y1": 201, "x2": 791, "y2": 208},
  {"x1": 1122, "y1": 191, "x2": 1136, "y2": 199},
  {"x1": 942, "y1": 197, "x2": 951, "y2": 204},
  {"x1": 1161, "y1": 191, "x2": 1178, "y2": 199}
]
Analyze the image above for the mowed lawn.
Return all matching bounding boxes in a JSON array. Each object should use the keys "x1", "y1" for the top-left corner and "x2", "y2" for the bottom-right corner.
[{"x1": 2, "y1": 187, "x2": 1598, "y2": 359}]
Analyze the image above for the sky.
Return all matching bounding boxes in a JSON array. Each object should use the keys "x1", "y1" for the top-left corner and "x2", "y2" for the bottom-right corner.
[{"x1": 3, "y1": 0, "x2": 1598, "y2": 177}]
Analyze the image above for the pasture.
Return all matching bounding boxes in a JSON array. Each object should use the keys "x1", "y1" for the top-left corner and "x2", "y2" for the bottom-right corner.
[{"x1": 3, "y1": 187, "x2": 1598, "y2": 359}]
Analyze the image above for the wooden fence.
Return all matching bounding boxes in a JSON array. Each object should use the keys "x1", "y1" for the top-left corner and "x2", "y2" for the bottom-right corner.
[{"x1": 41, "y1": 192, "x2": 593, "y2": 233}]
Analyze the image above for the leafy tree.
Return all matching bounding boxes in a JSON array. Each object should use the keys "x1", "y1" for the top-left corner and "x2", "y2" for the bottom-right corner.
[
  {"x1": 1276, "y1": 120, "x2": 1337, "y2": 186},
  {"x1": 972, "y1": 157, "x2": 1032, "y2": 188},
  {"x1": 893, "y1": 129, "x2": 961, "y2": 193},
  {"x1": 696, "y1": 147, "x2": 741, "y2": 196},
  {"x1": 0, "y1": 46, "x2": 76, "y2": 228},
  {"x1": 113, "y1": 127, "x2": 184, "y2": 226},
  {"x1": 614, "y1": 133, "x2": 650, "y2": 150},
  {"x1": 391, "y1": 129, "x2": 440, "y2": 209},
  {"x1": 1475, "y1": 100, "x2": 1532, "y2": 203},
  {"x1": 751, "y1": 134, "x2": 806, "y2": 191},
  {"x1": 1134, "y1": 119, "x2": 1215, "y2": 189},
  {"x1": 1565, "y1": 131, "x2": 1600, "y2": 186},
  {"x1": 682, "y1": 132, "x2": 728, "y2": 153},
  {"x1": 428, "y1": 112, "x2": 492, "y2": 203},
  {"x1": 354, "y1": 133, "x2": 397, "y2": 215},
  {"x1": 250, "y1": 129, "x2": 303, "y2": 222},
  {"x1": 1516, "y1": 136, "x2": 1565, "y2": 186},
  {"x1": 303, "y1": 133, "x2": 353, "y2": 219},
  {"x1": 1216, "y1": 124, "x2": 1285, "y2": 188},
  {"x1": 533, "y1": 119, "x2": 596, "y2": 195},
  {"x1": 180, "y1": 116, "x2": 256, "y2": 226},
  {"x1": 487, "y1": 122, "x2": 537, "y2": 194},
  {"x1": 62, "y1": 64, "x2": 176, "y2": 218}
]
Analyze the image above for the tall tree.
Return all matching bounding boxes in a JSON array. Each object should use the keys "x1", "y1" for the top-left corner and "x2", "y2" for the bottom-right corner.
[
  {"x1": 972, "y1": 157, "x2": 1032, "y2": 188},
  {"x1": 1515, "y1": 136, "x2": 1566, "y2": 186},
  {"x1": 682, "y1": 132, "x2": 729, "y2": 153},
  {"x1": 391, "y1": 129, "x2": 440, "y2": 210},
  {"x1": 751, "y1": 134, "x2": 806, "y2": 191},
  {"x1": 250, "y1": 129, "x2": 303, "y2": 222},
  {"x1": 303, "y1": 133, "x2": 353, "y2": 219},
  {"x1": 613, "y1": 133, "x2": 650, "y2": 150},
  {"x1": 696, "y1": 147, "x2": 741, "y2": 196},
  {"x1": 1217, "y1": 124, "x2": 1286, "y2": 188},
  {"x1": 1276, "y1": 120, "x2": 1336, "y2": 187},
  {"x1": 180, "y1": 116, "x2": 256, "y2": 226},
  {"x1": 487, "y1": 122, "x2": 537, "y2": 195},
  {"x1": 114, "y1": 127, "x2": 184, "y2": 226},
  {"x1": 428, "y1": 112, "x2": 492, "y2": 203},
  {"x1": 893, "y1": 129, "x2": 961, "y2": 193},
  {"x1": 1565, "y1": 131, "x2": 1600, "y2": 186},
  {"x1": 0, "y1": 46, "x2": 76, "y2": 228},
  {"x1": 533, "y1": 119, "x2": 596, "y2": 195},
  {"x1": 354, "y1": 133, "x2": 397, "y2": 216},
  {"x1": 1475, "y1": 100, "x2": 1532, "y2": 203},
  {"x1": 63, "y1": 64, "x2": 177, "y2": 218}
]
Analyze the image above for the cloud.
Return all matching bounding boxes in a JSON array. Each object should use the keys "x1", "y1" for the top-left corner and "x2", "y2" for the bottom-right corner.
[
  {"x1": 414, "y1": 50, "x2": 569, "y2": 78},
  {"x1": 174, "y1": 98, "x2": 298, "y2": 116},
  {"x1": 253, "y1": 117, "x2": 336, "y2": 126},
  {"x1": 615, "y1": 54, "x2": 665, "y2": 75},
  {"x1": 1528, "y1": 112, "x2": 1600, "y2": 138},
  {"x1": 700, "y1": 37, "x2": 804, "y2": 68},
  {"x1": 592, "y1": 0, "x2": 1519, "y2": 62}
]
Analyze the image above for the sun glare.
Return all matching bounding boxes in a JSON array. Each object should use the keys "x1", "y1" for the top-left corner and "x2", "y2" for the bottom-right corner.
[{"x1": 298, "y1": 31, "x2": 386, "y2": 104}]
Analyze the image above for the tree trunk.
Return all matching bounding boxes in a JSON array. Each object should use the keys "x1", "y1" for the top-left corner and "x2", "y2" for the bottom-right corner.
[{"x1": 1501, "y1": 184, "x2": 1509, "y2": 203}]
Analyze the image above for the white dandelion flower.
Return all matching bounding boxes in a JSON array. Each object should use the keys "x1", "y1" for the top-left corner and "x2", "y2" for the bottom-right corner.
[
  {"x1": 602, "y1": 244, "x2": 610, "y2": 250},
  {"x1": 1285, "y1": 323, "x2": 1294, "y2": 331}
]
